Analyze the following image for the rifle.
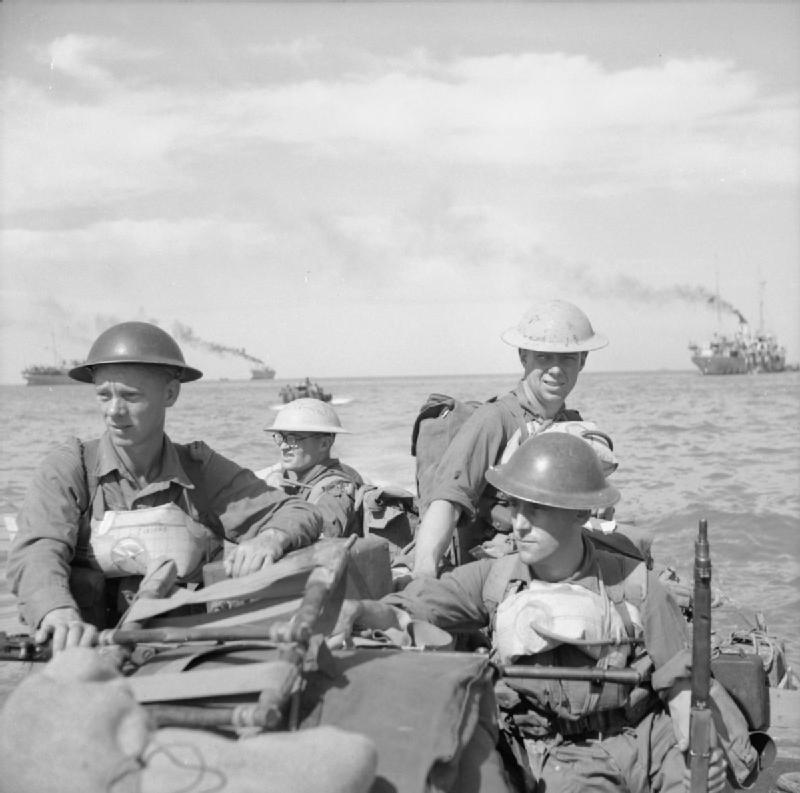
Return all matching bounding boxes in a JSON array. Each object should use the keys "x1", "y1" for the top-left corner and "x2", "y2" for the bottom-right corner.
[
  {"x1": 689, "y1": 518, "x2": 713, "y2": 793},
  {"x1": 0, "y1": 632, "x2": 51, "y2": 662},
  {"x1": 498, "y1": 664, "x2": 642, "y2": 684}
]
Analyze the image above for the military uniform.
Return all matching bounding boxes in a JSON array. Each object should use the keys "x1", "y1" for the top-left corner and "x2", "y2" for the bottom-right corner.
[
  {"x1": 383, "y1": 538, "x2": 696, "y2": 793},
  {"x1": 427, "y1": 381, "x2": 581, "y2": 558},
  {"x1": 260, "y1": 459, "x2": 363, "y2": 538},
  {"x1": 8, "y1": 432, "x2": 322, "y2": 630}
]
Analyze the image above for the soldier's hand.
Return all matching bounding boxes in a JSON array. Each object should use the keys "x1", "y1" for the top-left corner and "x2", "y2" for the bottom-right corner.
[
  {"x1": 667, "y1": 682, "x2": 692, "y2": 751},
  {"x1": 328, "y1": 599, "x2": 408, "y2": 648},
  {"x1": 36, "y1": 607, "x2": 98, "y2": 653},
  {"x1": 682, "y1": 746, "x2": 727, "y2": 793},
  {"x1": 225, "y1": 531, "x2": 285, "y2": 577}
]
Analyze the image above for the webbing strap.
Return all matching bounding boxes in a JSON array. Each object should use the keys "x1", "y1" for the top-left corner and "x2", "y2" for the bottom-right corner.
[{"x1": 129, "y1": 659, "x2": 297, "y2": 702}]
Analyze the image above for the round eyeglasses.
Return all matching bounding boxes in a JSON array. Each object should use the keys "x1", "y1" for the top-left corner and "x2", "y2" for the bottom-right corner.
[{"x1": 271, "y1": 431, "x2": 315, "y2": 448}]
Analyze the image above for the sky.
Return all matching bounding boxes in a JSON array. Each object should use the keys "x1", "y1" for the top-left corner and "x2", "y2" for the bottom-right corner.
[{"x1": 1, "y1": 1, "x2": 798, "y2": 384}]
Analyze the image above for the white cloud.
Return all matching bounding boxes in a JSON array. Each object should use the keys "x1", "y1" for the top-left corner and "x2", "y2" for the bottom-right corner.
[{"x1": 3, "y1": 45, "x2": 797, "y2": 217}]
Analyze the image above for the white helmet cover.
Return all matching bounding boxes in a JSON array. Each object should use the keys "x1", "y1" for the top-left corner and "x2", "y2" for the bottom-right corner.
[{"x1": 268, "y1": 398, "x2": 351, "y2": 434}]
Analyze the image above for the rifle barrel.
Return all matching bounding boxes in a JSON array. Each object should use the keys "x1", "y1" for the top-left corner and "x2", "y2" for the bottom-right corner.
[
  {"x1": 499, "y1": 664, "x2": 641, "y2": 684},
  {"x1": 690, "y1": 518, "x2": 713, "y2": 793}
]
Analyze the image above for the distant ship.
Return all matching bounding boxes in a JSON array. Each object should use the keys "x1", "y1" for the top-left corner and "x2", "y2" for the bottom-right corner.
[
  {"x1": 250, "y1": 364, "x2": 276, "y2": 380},
  {"x1": 688, "y1": 329, "x2": 786, "y2": 375},
  {"x1": 689, "y1": 287, "x2": 786, "y2": 375},
  {"x1": 22, "y1": 362, "x2": 84, "y2": 386}
]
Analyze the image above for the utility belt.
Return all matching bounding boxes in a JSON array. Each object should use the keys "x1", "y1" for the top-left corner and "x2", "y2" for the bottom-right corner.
[
  {"x1": 551, "y1": 690, "x2": 660, "y2": 741},
  {"x1": 505, "y1": 688, "x2": 661, "y2": 743}
]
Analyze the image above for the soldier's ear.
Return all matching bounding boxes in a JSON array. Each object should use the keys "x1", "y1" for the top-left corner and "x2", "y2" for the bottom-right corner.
[{"x1": 164, "y1": 379, "x2": 181, "y2": 407}]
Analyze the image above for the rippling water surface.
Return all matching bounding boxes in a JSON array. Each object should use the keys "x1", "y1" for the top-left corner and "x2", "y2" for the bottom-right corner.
[{"x1": 2, "y1": 370, "x2": 798, "y2": 658}]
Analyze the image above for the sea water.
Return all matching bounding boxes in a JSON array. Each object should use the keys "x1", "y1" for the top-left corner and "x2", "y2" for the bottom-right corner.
[{"x1": 1, "y1": 370, "x2": 798, "y2": 661}]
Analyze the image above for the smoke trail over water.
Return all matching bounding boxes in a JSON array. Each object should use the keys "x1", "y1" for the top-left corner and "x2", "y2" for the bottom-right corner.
[
  {"x1": 604, "y1": 278, "x2": 748, "y2": 324},
  {"x1": 172, "y1": 322, "x2": 265, "y2": 364}
]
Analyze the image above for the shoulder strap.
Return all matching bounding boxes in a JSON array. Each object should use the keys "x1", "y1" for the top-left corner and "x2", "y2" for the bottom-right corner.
[
  {"x1": 78, "y1": 438, "x2": 101, "y2": 518},
  {"x1": 307, "y1": 471, "x2": 359, "y2": 505},
  {"x1": 483, "y1": 554, "x2": 524, "y2": 619},
  {"x1": 596, "y1": 550, "x2": 648, "y2": 639},
  {"x1": 173, "y1": 443, "x2": 215, "y2": 518},
  {"x1": 495, "y1": 393, "x2": 529, "y2": 440},
  {"x1": 596, "y1": 550, "x2": 647, "y2": 604}
]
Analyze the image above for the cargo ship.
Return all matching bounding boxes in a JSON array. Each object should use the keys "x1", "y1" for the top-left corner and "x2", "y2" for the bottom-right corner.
[
  {"x1": 21, "y1": 362, "x2": 84, "y2": 386},
  {"x1": 251, "y1": 364, "x2": 276, "y2": 380},
  {"x1": 689, "y1": 284, "x2": 787, "y2": 375},
  {"x1": 689, "y1": 327, "x2": 786, "y2": 375}
]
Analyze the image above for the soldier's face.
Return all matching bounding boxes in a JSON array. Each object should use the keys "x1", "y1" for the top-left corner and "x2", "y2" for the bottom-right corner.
[
  {"x1": 509, "y1": 499, "x2": 576, "y2": 566},
  {"x1": 278, "y1": 433, "x2": 331, "y2": 475},
  {"x1": 521, "y1": 350, "x2": 585, "y2": 408},
  {"x1": 93, "y1": 364, "x2": 178, "y2": 450}
]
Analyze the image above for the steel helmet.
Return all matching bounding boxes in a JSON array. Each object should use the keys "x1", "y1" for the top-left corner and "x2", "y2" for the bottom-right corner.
[
  {"x1": 501, "y1": 299, "x2": 608, "y2": 352},
  {"x1": 68, "y1": 322, "x2": 203, "y2": 383},
  {"x1": 268, "y1": 398, "x2": 351, "y2": 434},
  {"x1": 485, "y1": 432, "x2": 619, "y2": 510}
]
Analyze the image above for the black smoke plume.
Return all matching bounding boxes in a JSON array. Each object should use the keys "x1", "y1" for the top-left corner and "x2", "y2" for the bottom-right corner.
[{"x1": 172, "y1": 322, "x2": 265, "y2": 364}]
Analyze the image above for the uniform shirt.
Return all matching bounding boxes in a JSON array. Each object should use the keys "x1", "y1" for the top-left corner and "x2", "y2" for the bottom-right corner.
[
  {"x1": 7, "y1": 432, "x2": 323, "y2": 629},
  {"x1": 268, "y1": 459, "x2": 363, "y2": 538},
  {"x1": 428, "y1": 382, "x2": 581, "y2": 519},
  {"x1": 383, "y1": 538, "x2": 690, "y2": 689}
]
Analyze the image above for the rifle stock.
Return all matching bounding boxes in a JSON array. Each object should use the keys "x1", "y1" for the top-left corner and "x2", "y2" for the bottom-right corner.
[{"x1": 689, "y1": 518, "x2": 713, "y2": 793}]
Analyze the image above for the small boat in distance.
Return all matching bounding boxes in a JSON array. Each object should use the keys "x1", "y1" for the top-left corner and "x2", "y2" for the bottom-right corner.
[
  {"x1": 279, "y1": 378, "x2": 332, "y2": 403},
  {"x1": 21, "y1": 362, "x2": 84, "y2": 386},
  {"x1": 251, "y1": 364, "x2": 276, "y2": 380}
]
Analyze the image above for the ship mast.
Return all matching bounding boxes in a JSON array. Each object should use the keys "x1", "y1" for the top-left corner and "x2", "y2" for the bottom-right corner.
[{"x1": 758, "y1": 279, "x2": 765, "y2": 333}]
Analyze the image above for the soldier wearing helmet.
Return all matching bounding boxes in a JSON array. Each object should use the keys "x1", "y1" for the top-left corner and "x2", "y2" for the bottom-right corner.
[
  {"x1": 255, "y1": 399, "x2": 364, "y2": 538},
  {"x1": 333, "y1": 433, "x2": 735, "y2": 793},
  {"x1": 413, "y1": 299, "x2": 614, "y2": 579},
  {"x1": 7, "y1": 322, "x2": 322, "y2": 652}
]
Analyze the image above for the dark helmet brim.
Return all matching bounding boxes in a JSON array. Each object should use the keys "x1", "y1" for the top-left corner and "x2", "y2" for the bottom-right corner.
[
  {"x1": 486, "y1": 466, "x2": 620, "y2": 510},
  {"x1": 70, "y1": 321, "x2": 202, "y2": 383},
  {"x1": 68, "y1": 361, "x2": 203, "y2": 383}
]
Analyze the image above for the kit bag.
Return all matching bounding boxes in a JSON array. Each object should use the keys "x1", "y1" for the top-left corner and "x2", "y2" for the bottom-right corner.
[
  {"x1": 300, "y1": 648, "x2": 506, "y2": 793},
  {"x1": 411, "y1": 393, "x2": 530, "y2": 516}
]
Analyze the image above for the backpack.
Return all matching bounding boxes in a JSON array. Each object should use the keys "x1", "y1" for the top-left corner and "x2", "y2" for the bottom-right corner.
[{"x1": 410, "y1": 392, "x2": 528, "y2": 514}]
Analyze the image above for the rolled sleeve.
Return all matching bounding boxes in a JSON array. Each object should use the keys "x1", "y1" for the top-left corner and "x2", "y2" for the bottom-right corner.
[
  {"x1": 191, "y1": 447, "x2": 322, "y2": 549},
  {"x1": 428, "y1": 404, "x2": 509, "y2": 517},
  {"x1": 382, "y1": 559, "x2": 493, "y2": 632},
  {"x1": 7, "y1": 439, "x2": 87, "y2": 628}
]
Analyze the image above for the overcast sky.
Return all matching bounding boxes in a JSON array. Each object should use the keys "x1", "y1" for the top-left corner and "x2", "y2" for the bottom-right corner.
[{"x1": 1, "y1": 1, "x2": 798, "y2": 383}]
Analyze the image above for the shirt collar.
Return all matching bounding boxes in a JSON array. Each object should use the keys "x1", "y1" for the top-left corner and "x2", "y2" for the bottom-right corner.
[
  {"x1": 516, "y1": 537, "x2": 602, "y2": 595},
  {"x1": 294, "y1": 459, "x2": 338, "y2": 484},
  {"x1": 513, "y1": 380, "x2": 572, "y2": 423},
  {"x1": 96, "y1": 431, "x2": 194, "y2": 490}
]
